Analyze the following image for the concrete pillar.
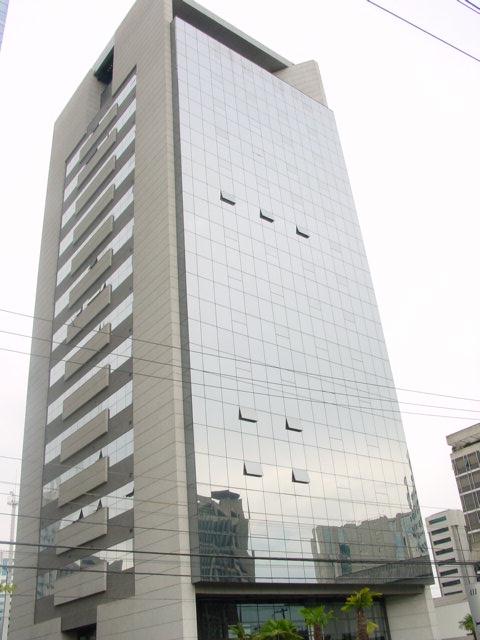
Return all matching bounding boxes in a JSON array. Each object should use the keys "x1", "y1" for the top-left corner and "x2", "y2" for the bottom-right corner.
[{"x1": 385, "y1": 589, "x2": 440, "y2": 640}]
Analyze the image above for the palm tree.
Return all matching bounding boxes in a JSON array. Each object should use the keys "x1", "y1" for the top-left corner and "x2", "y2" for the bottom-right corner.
[
  {"x1": 253, "y1": 619, "x2": 303, "y2": 640},
  {"x1": 341, "y1": 587, "x2": 382, "y2": 640},
  {"x1": 0, "y1": 584, "x2": 14, "y2": 593},
  {"x1": 230, "y1": 623, "x2": 251, "y2": 640},
  {"x1": 459, "y1": 613, "x2": 477, "y2": 639},
  {"x1": 300, "y1": 606, "x2": 335, "y2": 640}
]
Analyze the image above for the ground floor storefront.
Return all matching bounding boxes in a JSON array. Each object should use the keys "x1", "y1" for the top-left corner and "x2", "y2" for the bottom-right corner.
[{"x1": 197, "y1": 597, "x2": 390, "y2": 640}]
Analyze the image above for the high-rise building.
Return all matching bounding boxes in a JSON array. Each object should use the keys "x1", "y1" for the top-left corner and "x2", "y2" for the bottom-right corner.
[
  {"x1": 447, "y1": 424, "x2": 480, "y2": 565},
  {"x1": 425, "y1": 509, "x2": 474, "y2": 597},
  {"x1": 10, "y1": 1, "x2": 437, "y2": 639},
  {"x1": 0, "y1": 0, "x2": 9, "y2": 50}
]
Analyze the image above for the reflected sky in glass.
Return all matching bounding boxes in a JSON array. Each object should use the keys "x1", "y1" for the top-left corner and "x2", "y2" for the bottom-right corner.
[{"x1": 175, "y1": 17, "x2": 430, "y2": 585}]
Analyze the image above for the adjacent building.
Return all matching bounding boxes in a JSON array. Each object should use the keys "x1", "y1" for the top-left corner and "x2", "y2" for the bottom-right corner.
[
  {"x1": 426, "y1": 510, "x2": 474, "y2": 597},
  {"x1": 447, "y1": 424, "x2": 480, "y2": 565},
  {"x1": 10, "y1": 1, "x2": 438, "y2": 639}
]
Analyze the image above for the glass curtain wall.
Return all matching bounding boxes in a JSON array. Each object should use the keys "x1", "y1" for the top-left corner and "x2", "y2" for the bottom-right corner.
[{"x1": 174, "y1": 18, "x2": 430, "y2": 586}]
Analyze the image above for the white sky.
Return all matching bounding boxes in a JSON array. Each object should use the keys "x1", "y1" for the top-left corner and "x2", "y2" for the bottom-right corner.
[{"x1": 0, "y1": 0, "x2": 479, "y2": 578}]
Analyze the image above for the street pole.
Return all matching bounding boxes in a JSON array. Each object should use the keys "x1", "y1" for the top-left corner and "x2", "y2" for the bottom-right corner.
[{"x1": 2, "y1": 492, "x2": 17, "y2": 640}]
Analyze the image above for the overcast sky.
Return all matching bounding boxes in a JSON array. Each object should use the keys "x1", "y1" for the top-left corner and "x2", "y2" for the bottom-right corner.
[{"x1": 0, "y1": 0, "x2": 479, "y2": 579}]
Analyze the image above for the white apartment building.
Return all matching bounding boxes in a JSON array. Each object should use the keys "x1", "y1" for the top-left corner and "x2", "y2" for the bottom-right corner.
[{"x1": 426, "y1": 510, "x2": 474, "y2": 597}]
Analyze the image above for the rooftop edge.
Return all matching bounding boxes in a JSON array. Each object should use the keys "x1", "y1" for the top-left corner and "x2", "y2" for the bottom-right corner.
[
  {"x1": 446, "y1": 422, "x2": 480, "y2": 450},
  {"x1": 172, "y1": 0, "x2": 292, "y2": 72}
]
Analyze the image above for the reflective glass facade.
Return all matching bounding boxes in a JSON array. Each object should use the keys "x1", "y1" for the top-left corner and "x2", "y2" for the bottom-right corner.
[
  {"x1": 174, "y1": 18, "x2": 430, "y2": 585},
  {"x1": 0, "y1": 0, "x2": 9, "y2": 50}
]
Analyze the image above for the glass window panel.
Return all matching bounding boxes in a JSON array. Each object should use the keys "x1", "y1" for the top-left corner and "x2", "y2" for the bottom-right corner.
[
  {"x1": 244, "y1": 461, "x2": 263, "y2": 477},
  {"x1": 292, "y1": 469, "x2": 310, "y2": 484}
]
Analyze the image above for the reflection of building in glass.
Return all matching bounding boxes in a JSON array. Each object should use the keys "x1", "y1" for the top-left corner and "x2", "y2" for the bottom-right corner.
[
  {"x1": 11, "y1": 0, "x2": 437, "y2": 638},
  {"x1": 311, "y1": 474, "x2": 429, "y2": 583},
  {"x1": 0, "y1": 0, "x2": 9, "y2": 50},
  {"x1": 403, "y1": 470, "x2": 427, "y2": 553},
  {"x1": 312, "y1": 513, "x2": 425, "y2": 583},
  {"x1": 197, "y1": 490, "x2": 254, "y2": 581}
]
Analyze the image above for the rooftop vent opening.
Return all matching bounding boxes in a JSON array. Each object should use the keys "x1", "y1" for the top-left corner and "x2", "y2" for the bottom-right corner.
[
  {"x1": 95, "y1": 48, "x2": 114, "y2": 85},
  {"x1": 95, "y1": 48, "x2": 114, "y2": 107}
]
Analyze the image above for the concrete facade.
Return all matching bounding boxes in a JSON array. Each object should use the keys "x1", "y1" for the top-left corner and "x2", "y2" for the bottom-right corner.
[
  {"x1": 11, "y1": 2, "x2": 437, "y2": 639},
  {"x1": 447, "y1": 424, "x2": 480, "y2": 562},
  {"x1": 9, "y1": 25, "x2": 101, "y2": 640},
  {"x1": 426, "y1": 510, "x2": 475, "y2": 598},
  {"x1": 70, "y1": 217, "x2": 114, "y2": 275},
  {"x1": 433, "y1": 593, "x2": 470, "y2": 640}
]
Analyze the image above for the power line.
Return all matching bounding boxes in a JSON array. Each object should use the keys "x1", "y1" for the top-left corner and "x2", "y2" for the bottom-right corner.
[
  {"x1": 3, "y1": 343, "x2": 480, "y2": 425},
  {"x1": 0, "y1": 538, "x2": 463, "y2": 567},
  {"x1": 0, "y1": 475, "x2": 471, "y2": 557},
  {"x1": 26, "y1": 552, "x2": 480, "y2": 582},
  {"x1": 0, "y1": 467, "x2": 462, "y2": 518},
  {"x1": 0, "y1": 485, "x2": 475, "y2": 560},
  {"x1": 366, "y1": 0, "x2": 480, "y2": 63},
  {"x1": 0, "y1": 504, "x2": 472, "y2": 557},
  {"x1": 0, "y1": 401, "x2": 463, "y2": 516},
  {"x1": 0, "y1": 462, "x2": 465, "y2": 527},
  {"x1": 0, "y1": 329, "x2": 438, "y2": 411},
  {"x1": 0, "y1": 308, "x2": 473, "y2": 564},
  {"x1": 4, "y1": 562, "x2": 437, "y2": 585},
  {"x1": 6, "y1": 586, "x2": 470, "y2": 601},
  {"x1": 0, "y1": 510, "x2": 432, "y2": 555},
  {"x1": 2, "y1": 303, "x2": 480, "y2": 405},
  {"x1": 5, "y1": 562, "x2": 189, "y2": 579},
  {"x1": 0, "y1": 489, "x2": 468, "y2": 554},
  {"x1": 0, "y1": 512, "x2": 432, "y2": 564},
  {"x1": 456, "y1": 0, "x2": 480, "y2": 15},
  {"x1": 4, "y1": 326, "x2": 480, "y2": 417},
  {"x1": 0, "y1": 486, "x2": 449, "y2": 532},
  {"x1": 0, "y1": 558, "x2": 467, "y2": 603}
]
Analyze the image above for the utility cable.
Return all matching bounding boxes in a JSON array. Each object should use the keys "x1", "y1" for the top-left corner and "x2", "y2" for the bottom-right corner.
[
  {"x1": 0, "y1": 538, "x2": 466, "y2": 567},
  {"x1": 0, "y1": 507, "x2": 474, "y2": 557},
  {"x1": 0, "y1": 487, "x2": 477, "y2": 559},
  {"x1": 0, "y1": 487, "x2": 445, "y2": 531},
  {"x1": 456, "y1": 0, "x2": 480, "y2": 15},
  {"x1": 366, "y1": 0, "x2": 480, "y2": 63},
  {"x1": 2, "y1": 304, "x2": 480, "y2": 404},
  {"x1": 3, "y1": 326, "x2": 480, "y2": 417},
  {"x1": 3, "y1": 343, "x2": 480, "y2": 425},
  {"x1": 2, "y1": 561, "x2": 437, "y2": 582}
]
